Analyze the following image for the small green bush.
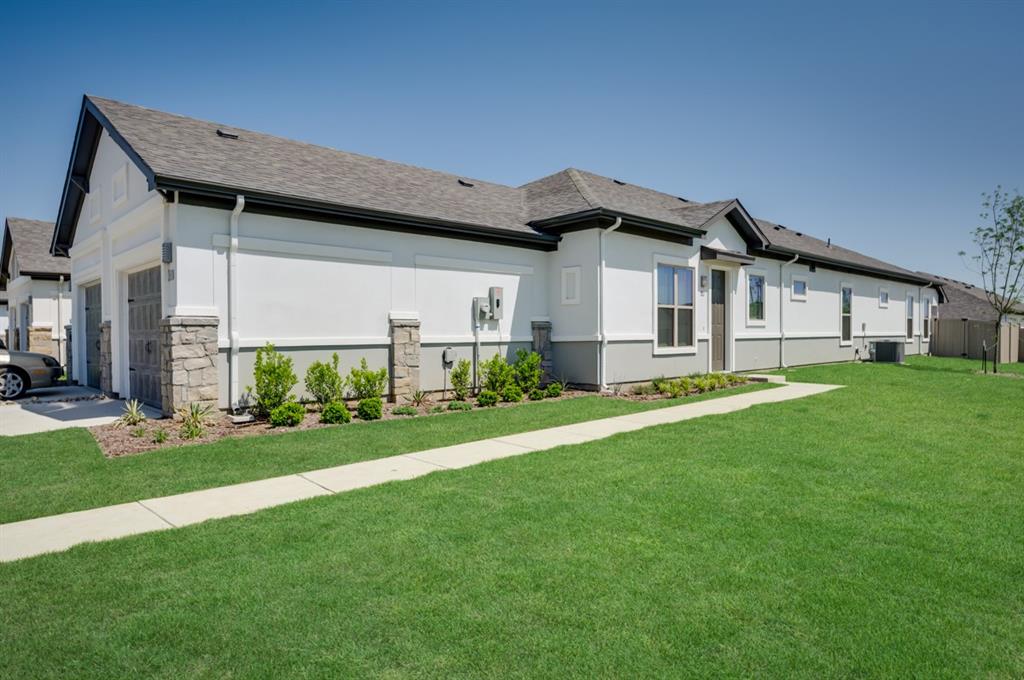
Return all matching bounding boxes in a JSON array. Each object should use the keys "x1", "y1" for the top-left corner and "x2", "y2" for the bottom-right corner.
[
  {"x1": 727, "y1": 373, "x2": 748, "y2": 385},
  {"x1": 666, "y1": 379, "x2": 686, "y2": 399},
  {"x1": 129, "y1": 426, "x2": 146, "y2": 438},
  {"x1": 528, "y1": 388, "x2": 546, "y2": 401},
  {"x1": 709, "y1": 373, "x2": 729, "y2": 390},
  {"x1": 693, "y1": 376, "x2": 711, "y2": 393},
  {"x1": 430, "y1": 405, "x2": 445, "y2": 414},
  {"x1": 393, "y1": 405, "x2": 418, "y2": 416},
  {"x1": 348, "y1": 359, "x2": 388, "y2": 400},
  {"x1": 652, "y1": 375, "x2": 670, "y2": 394},
  {"x1": 357, "y1": 396, "x2": 383, "y2": 420},
  {"x1": 320, "y1": 401, "x2": 351, "y2": 424},
  {"x1": 252, "y1": 343, "x2": 297, "y2": 417},
  {"x1": 270, "y1": 401, "x2": 305, "y2": 427},
  {"x1": 631, "y1": 382, "x2": 657, "y2": 396},
  {"x1": 152, "y1": 428, "x2": 168, "y2": 444},
  {"x1": 447, "y1": 400, "x2": 472, "y2": 412},
  {"x1": 117, "y1": 399, "x2": 147, "y2": 428},
  {"x1": 501, "y1": 383, "x2": 523, "y2": 403},
  {"x1": 450, "y1": 358, "x2": 472, "y2": 401},
  {"x1": 512, "y1": 348, "x2": 543, "y2": 393},
  {"x1": 481, "y1": 354, "x2": 514, "y2": 393},
  {"x1": 408, "y1": 390, "x2": 430, "y2": 407},
  {"x1": 476, "y1": 390, "x2": 499, "y2": 407},
  {"x1": 178, "y1": 402, "x2": 213, "y2": 440},
  {"x1": 545, "y1": 382, "x2": 563, "y2": 398},
  {"x1": 305, "y1": 353, "x2": 345, "y2": 408}
]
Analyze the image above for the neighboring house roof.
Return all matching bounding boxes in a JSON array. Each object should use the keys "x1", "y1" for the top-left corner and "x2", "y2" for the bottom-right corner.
[
  {"x1": 49, "y1": 94, "x2": 930, "y2": 285},
  {"x1": 917, "y1": 272, "x2": 1024, "y2": 321},
  {"x1": 1, "y1": 217, "x2": 67, "y2": 280}
]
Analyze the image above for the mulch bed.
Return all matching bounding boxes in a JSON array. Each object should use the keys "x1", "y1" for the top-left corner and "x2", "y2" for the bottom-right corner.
[{"x1": 89, "y1": 381, "x2": 754, "y2": 458}]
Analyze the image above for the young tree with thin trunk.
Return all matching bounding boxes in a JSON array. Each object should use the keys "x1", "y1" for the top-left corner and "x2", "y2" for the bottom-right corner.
[{"x1": 960, "y1": 186, "x2": 1024, "y2": 373}]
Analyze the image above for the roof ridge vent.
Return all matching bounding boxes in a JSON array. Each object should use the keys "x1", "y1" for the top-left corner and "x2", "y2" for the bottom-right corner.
[
  {"x1": 457, "y1": 179, "x2": 475, "y2": 188},
  {"x1": 216, "y1": 129, "x2": 239, "y2": 139}
]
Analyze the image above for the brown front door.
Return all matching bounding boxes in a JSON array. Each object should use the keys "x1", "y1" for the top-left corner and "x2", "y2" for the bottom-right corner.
[
  {"x1": 127, "y1": 267, "x2": 162, "y2": 407},
  {"x1": 711, "y1": 270, "x2": 726, "y2": 371}
]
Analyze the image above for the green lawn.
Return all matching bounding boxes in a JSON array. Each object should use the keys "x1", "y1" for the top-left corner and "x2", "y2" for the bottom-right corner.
[
  {"x1": 1, "y1": 356, "x2": 1022, "y2": 678},
  {"x1": 0, "y1": 384, "x2": 771, "y2": 524}
]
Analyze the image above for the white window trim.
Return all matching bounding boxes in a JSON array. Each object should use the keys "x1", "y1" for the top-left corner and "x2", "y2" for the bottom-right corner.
[
  {"x1": 561, "y1": 266, "x2": 581, "y2": 305},
  {"x1": 878, "y1": 286, "x2": 889, "y2": 308},
  {"x1": 746, "y1": 269, "x2": 767, "y2": 326},
  {"x1": 791, "y1": 275, "x2": 808, "y2": 302},
  {"x1": 905, "y1": 294, "x2": 915, "y2": 342},
  {"x1": 111, "y1": 164, "x2": 128, "y2": 207},
  {"x1": 652, "y1": 258, "x2": 697, "y2": 356},
  {"x1": 840, "y1": 282, "x2": 853, "y2": 347}
]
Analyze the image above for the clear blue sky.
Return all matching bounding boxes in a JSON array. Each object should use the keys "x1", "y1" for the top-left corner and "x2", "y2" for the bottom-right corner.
[{"x1": 2, "y1": 0, "x2": 1021, "y2": 284}]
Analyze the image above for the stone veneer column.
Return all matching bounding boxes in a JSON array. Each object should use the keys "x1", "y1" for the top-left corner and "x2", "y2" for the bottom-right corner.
[
  {"x1": 98, "y1": 321, "x2": 113, "y2": 395},
  {"x1": 64, "y1": 324, "x2": 74, "y2": 382},
  {"x1": 389, "y1": 316, "x2": 421, "y2": 404},
  {"x1": 28, "y1": 327, "x2": 54, "y2": 357},
  {"x1": 531, "y1": 320, "x2": 554, "y2": 383},
  {"x1": 160, "y1": 316, "x2": 219, "y2": 417}
]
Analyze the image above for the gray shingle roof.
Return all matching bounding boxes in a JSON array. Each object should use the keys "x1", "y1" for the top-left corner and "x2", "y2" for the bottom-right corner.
[
  {"x1": 90, "y1": 96, "x2": 533, "y2": 236},
  {"x1": 70, "y1": 96, "x2": 930, "y2": 285},
  {"x1": 2, "y1": 218, "x2": 67, "y2": 278},
  {"x1": 754, "y1": 218, "x2": 926, "y2": 283},
  {"x1": 917, "y1": 272, "x2": 1024, "y2": 320}
]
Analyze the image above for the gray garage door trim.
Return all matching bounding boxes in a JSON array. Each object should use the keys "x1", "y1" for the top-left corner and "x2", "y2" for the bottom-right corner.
[
  {"x1": 84, "y1": 283, "x2": 102, "y2": 389},
  {"x1": 127, "y1": 267, "x2": 162, "y2": 407}
]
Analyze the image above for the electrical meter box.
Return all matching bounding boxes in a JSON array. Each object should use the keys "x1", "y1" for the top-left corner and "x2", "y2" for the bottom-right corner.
[{"x1": 488, "y1": 286, "x2": 503, "y2": 320}]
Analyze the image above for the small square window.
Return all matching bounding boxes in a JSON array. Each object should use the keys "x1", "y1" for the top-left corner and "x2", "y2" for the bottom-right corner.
[
  {"x1": 792, "y1": 277, "x2": 807, "y2": 301},
  {"x1": 879, "y1": 288, "x2": 889, "y2": 308},
  {"x1": 561, "y1": 266, "x2": 581, "y2": 305}
]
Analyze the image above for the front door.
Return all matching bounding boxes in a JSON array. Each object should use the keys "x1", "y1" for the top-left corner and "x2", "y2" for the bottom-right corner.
[
  {"x1": 711, "y1": 269, "x2": 726, "y2": 371},
  {"x1": 127, "y1": 267, "x2": 162, "y2": 407},
  {"x1": 84, "y1": 283, "x2": 102, "y2": 389}
]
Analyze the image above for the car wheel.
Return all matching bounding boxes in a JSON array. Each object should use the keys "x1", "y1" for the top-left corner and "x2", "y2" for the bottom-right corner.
[{"x1": 0, "y1": 368, "x2": 28, "y2": 400}]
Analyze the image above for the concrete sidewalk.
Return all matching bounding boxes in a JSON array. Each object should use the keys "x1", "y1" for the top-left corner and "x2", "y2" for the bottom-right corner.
[{"x1": 0, "y1": 381, "x2": 841, "y2": 562}]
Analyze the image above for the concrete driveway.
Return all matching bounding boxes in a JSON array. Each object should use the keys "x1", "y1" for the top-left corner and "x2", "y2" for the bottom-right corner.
[{"x1": 0, "y1": 386, "x2": 162, "y2": 436}]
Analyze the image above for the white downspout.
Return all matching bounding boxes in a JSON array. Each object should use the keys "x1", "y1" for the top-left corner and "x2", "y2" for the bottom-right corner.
[
  {"x1": 598, "y1": 217, "x2": 622, "y2": 391},
  {"x1": 228, "y1": 195, "x2": 245, "y2": 410},
  {"x1": 779, "y1": 254, "x2": 798, "y2": 368},
  {"x1": 57, "y1": 275, "x2": 64, "y2": 367}
]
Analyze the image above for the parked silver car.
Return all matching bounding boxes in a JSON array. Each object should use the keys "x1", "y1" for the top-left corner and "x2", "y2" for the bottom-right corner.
[{"x1": 0, "y1": 349, "x2": 63, "y2": 399}]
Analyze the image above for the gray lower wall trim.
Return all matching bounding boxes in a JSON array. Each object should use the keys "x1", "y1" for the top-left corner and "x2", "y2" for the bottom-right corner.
[
  {"x1": 603, "y1": 340, "x2": 709, "y2": 384},
  {"x1": 551, "y1": 341, "x2": 599, "y2": 387}
]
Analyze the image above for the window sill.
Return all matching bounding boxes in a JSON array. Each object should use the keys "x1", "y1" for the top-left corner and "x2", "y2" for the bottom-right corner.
[
  {"x1": 839, "y1": 340, "x2": 852, "y2": 347},
  {"x1": 653, "y1": 345, "x2": 698, "y2": 356},
  {"x1": 746, "y1": 320, "x2": 767, "y2": 327}
]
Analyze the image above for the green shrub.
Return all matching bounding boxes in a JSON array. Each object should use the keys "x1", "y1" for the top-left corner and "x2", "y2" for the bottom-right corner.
[
  {"x1": 320, "y1": 401, "x2": 351, "y2": 424},
  {"x1": 152, "y1": 427, "x2": 168, "y2": 444},
  {"x1": 270, "y1": 401, "x2": 305, "y2": 427},
  {"x1": 481, "y1": 354, "x2": 514, "y2": 393},
  {"x1": 430, "y1": 405, "x2": 445, "y2": 414},
  {"x1": 476, "y1": 390, "x2": 499, "y2": 407},
  {"x1": 117, "y1": 399, "x2": 147, "y2": 427},
  {"x1": 129, "y1": 426, "x2": 146, "y2": 438},
  {"x1": 666, "y1": 379, "x2": 686, "y2": 399},
  {"x1": 305, "y1": 353, "x2": 345, "y2": 408},
  {"x1": 348, "y1": 359, "x2": 388, "y2": 401},
  {"x1": 528, "y1": 388, "x2": 546, "y2": 401},
  {"x1": 408, "y1": 390, "x2": 430, "y2": 407},
  {"x1": 447, "y1": 400, "x2": 472, "y2": 412},
  {"x1": 252, "y1": 343, "x2": 297, "y2": 417},
  {"x1": 393, "y1": 405, "x2": 418, "y2": 416},
  {"x1": 178, "y1": 402, "x2": 213, "y2": 440},
  {"x1": 727, "y1": 373, "x2": 747, "y2": 385},
  {"x1": 450, "y1": 358, "x2": 472, "y2": 400},
  {"x1": 357, "y1": 396, "x2": 383, "y2": 420},
  {"x1": 631, "y1": 382, "x2": 657, "y2": 396},
  {"x1": 512, "y1": 348, "x2": 543, "y2": 393},
  {"x1": 545, "y1": 381, "x2": 563, "y2": 398},
  {"x1": 501, "y1": 383, "x2": 523, "y2": 403},
  {"x1": 652, "y1": 375, "x2": 670, "y2": 394},
  {"x1": 709, "y1": 373, "x2": 729, "y2": 390},
  {"x1": 693, "y1": 376, "x2": 711, "y2": 393}
]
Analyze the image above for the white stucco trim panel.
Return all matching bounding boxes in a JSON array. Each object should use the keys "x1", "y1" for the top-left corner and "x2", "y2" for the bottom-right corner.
[
  {"x1": 414, "y1": 254, "x2": 534, "y2": 276},
  {"x1": 211, "y1": 234, "x2": 392, "y2": 264}
]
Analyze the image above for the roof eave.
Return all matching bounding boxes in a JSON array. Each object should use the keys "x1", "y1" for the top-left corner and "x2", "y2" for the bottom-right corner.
[
  {"x1": 758, "y1": 245, "x2": 933, "y2": 286},
  {"x1": 529, "y1": 208, "x2": 706, "y2": 237}
]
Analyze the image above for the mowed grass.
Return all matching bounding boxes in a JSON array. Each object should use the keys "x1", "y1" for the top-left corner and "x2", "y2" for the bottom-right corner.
[
  {"x1": 0, "y1": 384, "x2": 771, "y2": 524},
  {"x1": 0, "y1": 356, "x2": 1022, "y2": 677}
]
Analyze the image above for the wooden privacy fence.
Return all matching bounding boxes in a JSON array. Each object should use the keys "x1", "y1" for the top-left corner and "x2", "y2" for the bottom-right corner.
[{"x1": 931, "y1": 319, "x2": 1021, "y2": 363}]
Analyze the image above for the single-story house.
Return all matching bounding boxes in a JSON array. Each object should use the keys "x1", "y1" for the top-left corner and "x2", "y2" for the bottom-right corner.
[
  {"x1": 917, "y1": 271, "x2": 1023, "y2": 362},
  {"x1": 1, "y1": 217, "x2": 72, "y2": 361},
  {"x1": 49, "y1": 95, "x2": 940, "y2": 415},
  {"x1": 919, "y1": 272, "x2": 1024, "y2": 326}
]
